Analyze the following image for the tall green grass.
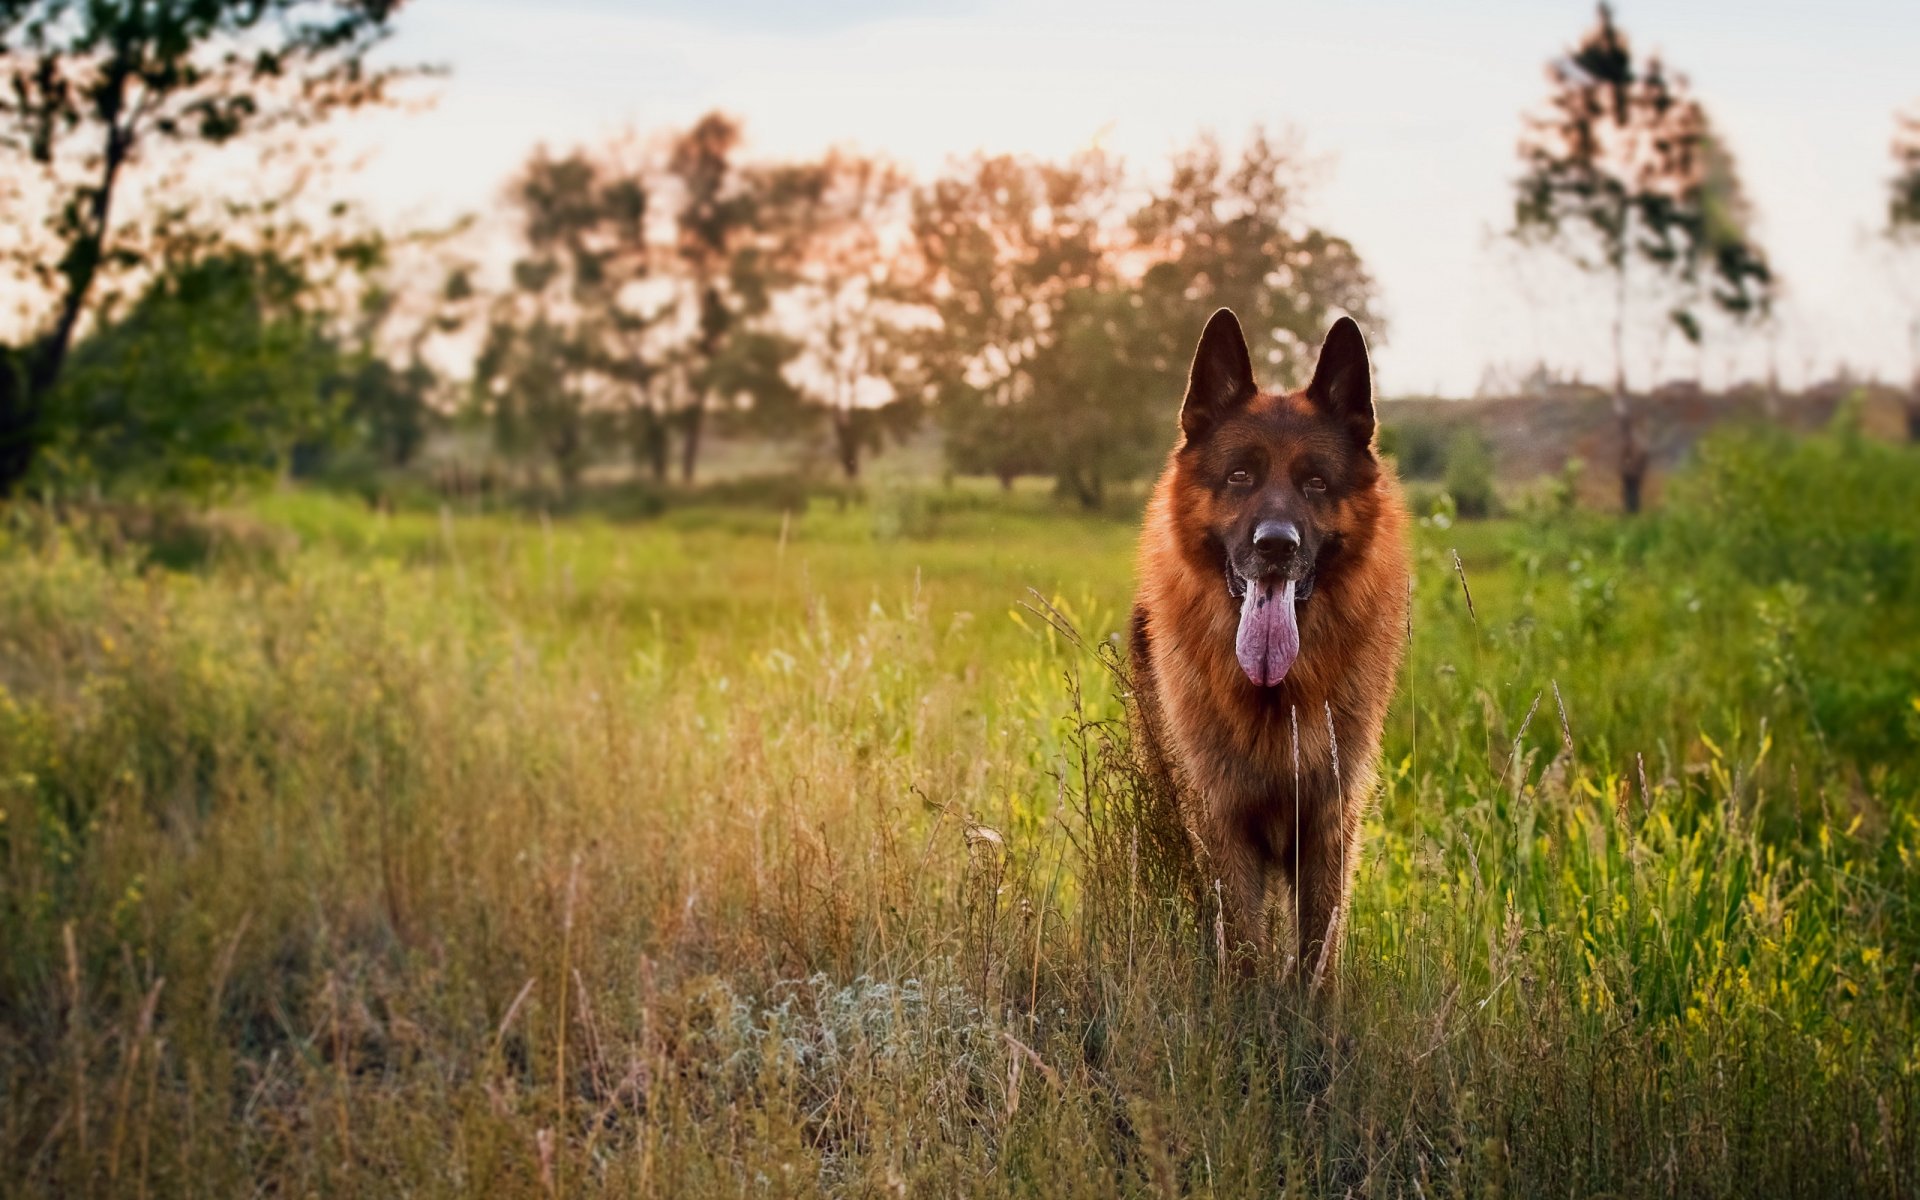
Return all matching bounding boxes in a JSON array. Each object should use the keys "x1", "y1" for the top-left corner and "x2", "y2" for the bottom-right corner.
[{"x1": 1, "y1": 429, "x2": 1915, "y2": 1196}]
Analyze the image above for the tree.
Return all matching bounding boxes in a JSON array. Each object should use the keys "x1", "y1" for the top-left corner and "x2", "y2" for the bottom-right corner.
[
  {"x1": 473, "y1": 148, "x2": 656, "y2": 494},
  {"x1": 332, "y1": 354, "x2": 435, "y2": 471},
  {"x1": 0, "y1": 0, "x2": 411, "y2": 496},
  {"x1": 904, "y1": 135, "x2": 1379, "y2": 508},
  {"x1": 1133, "y1": 127, "x2": 1381, "y2": 422},
  {"x1": 903, "y1": 149, "x2": 1132, "y2": 503},
  {"x1": 665, "y1": 111, "x2": 763, "y2": 484},
  {"x1": 1512, "y1": 3, "x2": 1774, "y2": 513},
  {"x1": 474, "y1": 314, "x2": 588, "y2": 494},
  {"x1": 1889, "y1": 107, "x2": 1920, "y2": 441},
  {"x1": 48, "y1": 249, "x2": 342, "y2": 497},
  {"x1": 1024, "y1": 283, "x2": 1166, "y2": 507},
  {"x1": 758, "y1": 150, "x2": 920, "y2": 480}
]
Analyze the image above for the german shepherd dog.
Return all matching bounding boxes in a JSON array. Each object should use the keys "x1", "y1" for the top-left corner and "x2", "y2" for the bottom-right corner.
[{"x1": 1130, "y1": 309, "x2": 1408, "y2": 988}]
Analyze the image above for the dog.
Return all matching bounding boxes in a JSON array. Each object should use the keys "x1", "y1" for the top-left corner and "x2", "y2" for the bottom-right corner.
[{"x1": 1129, "y1": 308, "x2": 1409, "y2": 988}]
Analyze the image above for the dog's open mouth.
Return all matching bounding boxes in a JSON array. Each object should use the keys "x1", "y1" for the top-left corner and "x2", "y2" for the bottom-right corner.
[{"x1": 1224, "y1": 561, "x2": 1316, "y2": 688}]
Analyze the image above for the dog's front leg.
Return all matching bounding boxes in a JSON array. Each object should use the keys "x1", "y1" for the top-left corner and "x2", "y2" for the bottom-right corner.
[
  {"x1": 1291, "y1": 809, "x2": 1359, "y2": 994},
  {"x1": 1198, "y1": 813, "x2": 1269, "y2": 974}
]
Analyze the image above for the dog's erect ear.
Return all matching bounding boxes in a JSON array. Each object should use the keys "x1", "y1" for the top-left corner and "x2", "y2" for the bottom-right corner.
[
  {"x1": 1180, "y1": 308, "x2": 1257, "y2": 442},
  {"x1": 1305, "y1": 316, "x2": 1374, "y2": 448}
]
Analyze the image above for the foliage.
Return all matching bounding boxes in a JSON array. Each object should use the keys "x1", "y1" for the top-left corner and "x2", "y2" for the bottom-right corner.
[
  {"x1": 474, "y1": 148, "x2": 657, "y2": 494},
  {"x1": 328, "y1": 354, "x2": 437, "y2": 473},
  {"x1": 1888, "y1": 106, "x2": 1920, "y2": 440},
  {"x1": 754, "y1": 150, "x2": 921, "y2": 479},
  {"x1": 1132, "y1": 128, "x2": 1379, "y2": 393},
  {"x1": 0, "y1": 434, "x2": 1915, "y2": 1195},
  {"x1": 902, "y1": 149, "x2": 1127, "y2": 501},
  {"x1": 1377, "y1": 420, "x2": 1447, "y2": 479},
  {"x1": 0, "y1": 0, "x2": 414, "y2": 494},
  {"x1": 1892, "y1": 109, "x2": 1920, "y2": 238},
  {"x1": 1512, "y1": 3, "x2": 1775, "y2": 511},
  {"x1": 42, "y1": 251, "x2": 343, "y2": 498},
  {"x1": 665, "y1": 111, "x2": 775, "y2": 483},
  {"x1": 903, "y1": 132, "x2": 1376, "y2": 508},
  {"x1": 1442, "y1": 426, "x2": 1497, "y2": 518}
]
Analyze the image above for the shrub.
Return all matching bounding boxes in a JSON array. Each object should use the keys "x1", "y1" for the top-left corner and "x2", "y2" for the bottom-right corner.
[{"x1": 1443, "y1": 427, "x2": 1498, "y2": 518}]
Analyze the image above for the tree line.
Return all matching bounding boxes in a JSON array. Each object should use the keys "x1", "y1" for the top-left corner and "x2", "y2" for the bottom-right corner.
[
  {"x1": 4, "y1": 2, "x2": 1918, "y2": 511},
  {"x1": 464, "y1": 120, "x2": 1377, "y2": 507}
]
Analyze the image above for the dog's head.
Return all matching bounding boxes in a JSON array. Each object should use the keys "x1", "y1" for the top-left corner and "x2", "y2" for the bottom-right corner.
[{"x1": 1171, "y1": 308, "x2": 1381, "y2": 687}]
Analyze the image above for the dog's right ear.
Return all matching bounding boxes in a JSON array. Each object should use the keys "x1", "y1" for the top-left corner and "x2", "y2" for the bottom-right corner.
[{"x1": 1180, "y1": 308, "x2": 1257, "y2": 442}]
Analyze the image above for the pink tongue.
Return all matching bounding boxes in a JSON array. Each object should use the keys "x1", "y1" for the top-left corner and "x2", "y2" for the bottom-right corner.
[{"x1": 1235, "y1": 578, "x2": 1299, "y2": 687}]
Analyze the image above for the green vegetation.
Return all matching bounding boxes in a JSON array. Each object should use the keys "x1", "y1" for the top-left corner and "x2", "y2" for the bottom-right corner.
[
  {"x1": 0, "y1": 0, "x2": 411, "y2": 497},
  {"x1": 2, "y1": 429, "x2": 1915, "y2": 1196},
  {"x1": 1511, "y1": 3, "x2": 1776, "y2": 514}
]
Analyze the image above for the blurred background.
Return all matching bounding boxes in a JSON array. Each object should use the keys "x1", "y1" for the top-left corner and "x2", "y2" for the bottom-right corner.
[{"x1": 4, "y1": 0, "x2": 1917, "y2": 514}]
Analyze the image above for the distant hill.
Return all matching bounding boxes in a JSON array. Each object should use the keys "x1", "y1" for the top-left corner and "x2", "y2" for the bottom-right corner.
[{"x1": 1379, "y1": 382, "x2": 1911, "y2": 509}]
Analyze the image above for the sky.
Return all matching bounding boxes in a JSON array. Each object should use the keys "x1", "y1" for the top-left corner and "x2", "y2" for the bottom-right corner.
[{"x1": 349, "y1": 0, "x2": 1920, "y2": 396}]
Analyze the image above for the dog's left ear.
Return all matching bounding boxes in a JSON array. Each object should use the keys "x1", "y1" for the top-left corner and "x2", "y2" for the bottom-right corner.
[{"x1": 1305, "y1": 316, "x2": 1374, "y2": 448}]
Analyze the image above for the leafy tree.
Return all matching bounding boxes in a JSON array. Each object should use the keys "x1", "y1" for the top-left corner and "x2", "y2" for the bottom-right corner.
[
  {"x1": 905, "y1": 135, "x2": 1378, "y2": 508},
  {"x1": 756, "y1": 150, "x2": 920, "y2": 479},
  {"x1": 475, "y1": 315, "x2": 587, "y2": 494},
  {"x1": 333, "y1": 354, "x2": 435, "y2": 470},
  {"x1": 1025, "y1": 284, "x2": 1166, "y2": 507},
  {"x1": 1889, "y1": 107, "x2": 1920, "y2": 440},
  {"x1": 0, "y1": 0, "x2": 411, "y2": 496},
  {"x1": 665, "y1": 111, "x2": 767, "y2": 483},
  {"x1": 1133, "y1": 129, "x2": 1380, "y2": 403},
  {"x1": 474, "y1": 148, "x2": 656, "y2": 494},
  {"x1": 1512, "y1": 3, "x2": 1774, "y2": 513},
  {"x1": 48, "y1": 250, "x2": 342, "y2": 497},
  {"x1": 296, "y1": 260, "x2": 463, "y2": 479},
  {"x1": 1443, "y1": 427, "x2": 1497, "y2": 519},
  {"x1": 903, "y1": 149, "x2": 1132, "y2": 503}
]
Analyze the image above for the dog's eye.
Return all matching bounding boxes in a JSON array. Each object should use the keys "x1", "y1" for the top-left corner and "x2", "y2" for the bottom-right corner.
[
  {"x1": 1303, "y1": 477, "x2": 1328, "y2": 494},
  {"x1": 1226, "y1": 469, "x2": 1253, "y2": 488}
]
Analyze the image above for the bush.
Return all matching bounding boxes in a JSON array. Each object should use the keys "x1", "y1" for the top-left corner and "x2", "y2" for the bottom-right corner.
[
  {"x1": 1660, "y1": 426, "x2": 1919, "y2": 603},
  {"x1": 1378, "y1": 419, "x2": 1447, "y2": 479},
  {"x1": 1443, "y1": 428, "x2": 1498, "y2": 518}
]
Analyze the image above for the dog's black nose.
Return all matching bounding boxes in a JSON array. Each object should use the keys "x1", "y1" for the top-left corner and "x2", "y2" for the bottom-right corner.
[{"x1": 1252, "y1": 520, "x2": 1301, "y2": 557}]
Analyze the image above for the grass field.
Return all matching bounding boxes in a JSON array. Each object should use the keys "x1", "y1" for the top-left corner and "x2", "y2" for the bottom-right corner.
[{"x1": 3, "y1": 427, "x2": 1919, "y2": 1197}]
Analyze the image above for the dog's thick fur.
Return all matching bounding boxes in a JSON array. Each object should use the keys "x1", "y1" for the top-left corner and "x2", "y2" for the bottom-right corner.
[{"x1": 1130, "y1": 309, "x2": 1408, "y2": 987}]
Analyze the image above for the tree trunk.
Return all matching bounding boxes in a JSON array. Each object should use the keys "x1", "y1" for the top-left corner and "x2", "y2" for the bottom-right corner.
[
  {"x1": 1059, "y1": 466, "x2": 1102, "y2": 511},
  {"x1": 679, "y1": 397, "x2": 705, "y2": 484},
  {"x1": 1909, "y1": 324, "x2": 1920, "y2": 443},
  {"x1": 634, "y1": 407, "x2": 670, "y2": 482},
  {"x1": 1610, "y1": 256, "x2": 1648, "y2": 516},
  {"x1": 1079, "y1": 468, "x2": 1104, "y2": 511},
  {"x1": 0, "y1": 348, "x2": 32, "y2": 498},
  {"x1": 3, "y1": 105, "x2": 136, "y2": 497},
  {"x1": 1617, "y1": 407, "x2": 1648, "y2": 515},
  {"x1": 1620, "y1": 458, "x2": 1645, "y2": 515},
  {"x1": 833, "y1": 412, "x2": 861, "y2": 481}
]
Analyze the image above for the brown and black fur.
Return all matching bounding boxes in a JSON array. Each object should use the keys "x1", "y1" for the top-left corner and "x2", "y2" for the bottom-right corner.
[{"x1": 1130, "y1": 309, "x2": 1408, "y2": 988}]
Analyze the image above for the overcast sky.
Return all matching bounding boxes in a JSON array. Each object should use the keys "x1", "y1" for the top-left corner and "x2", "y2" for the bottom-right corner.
[{"x1": 352, "y1": 0, "x2": 1919, "y2": 395}]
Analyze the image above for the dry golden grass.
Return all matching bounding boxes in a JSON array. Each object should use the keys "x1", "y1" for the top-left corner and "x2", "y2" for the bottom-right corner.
[{"x1": 3, "y1": 431, "x2": 1918, "y2": 1196}]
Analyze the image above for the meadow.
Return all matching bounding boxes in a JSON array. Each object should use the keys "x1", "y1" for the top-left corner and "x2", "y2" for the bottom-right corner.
[{"x1": 2, "y1": 425, "x2": 1918, "y2": 1198}]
